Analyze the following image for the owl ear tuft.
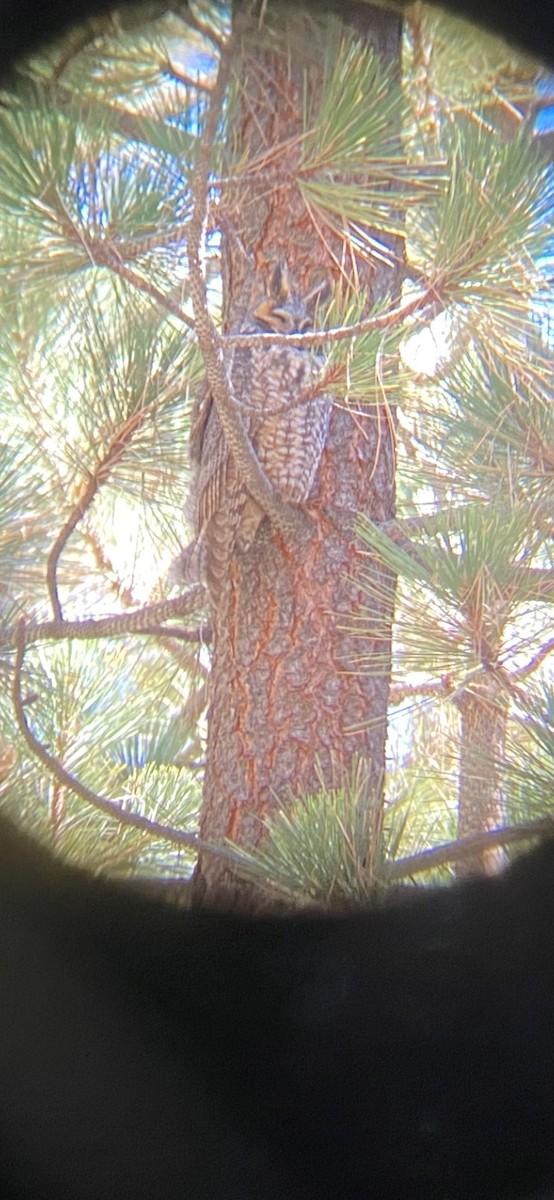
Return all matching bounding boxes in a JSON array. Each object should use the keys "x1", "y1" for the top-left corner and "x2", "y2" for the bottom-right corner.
[
  {"x1": 268, "y1": 260, "x2": 291, "y2": 303},
  {"x1": 304, "y1": 269, "x2": 332, "y2": 313},
  {"x1": 252, "y1": 260, "x2": 292, "y2": 329}
]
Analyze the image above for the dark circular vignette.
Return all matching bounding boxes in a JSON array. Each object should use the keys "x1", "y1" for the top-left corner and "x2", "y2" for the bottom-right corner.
[{"x1": 0, "y1": 0, "x2": 551, "y2": 74}]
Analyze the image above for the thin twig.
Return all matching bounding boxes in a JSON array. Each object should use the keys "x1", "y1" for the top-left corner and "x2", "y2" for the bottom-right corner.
[{"x1": 46, "y1": 403, "x2": 161, "y2": 621}]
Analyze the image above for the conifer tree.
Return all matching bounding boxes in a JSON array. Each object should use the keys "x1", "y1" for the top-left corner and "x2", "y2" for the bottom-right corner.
[{"x1": 0, "y1": 0, "x2": 551, "y2": 907}]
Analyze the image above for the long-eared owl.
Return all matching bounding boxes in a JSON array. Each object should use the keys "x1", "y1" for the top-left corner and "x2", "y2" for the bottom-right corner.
[{"x1": 188, "y1": 261, "x2": 332, "y2": 605}]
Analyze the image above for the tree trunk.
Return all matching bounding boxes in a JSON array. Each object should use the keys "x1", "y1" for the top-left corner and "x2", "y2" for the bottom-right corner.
[
  {"x1": 195, "y1": 3, "x2": 403, "y2": 908},
  {"x1": 456, "y1": 677, "x2": 509, "y2": 876}
]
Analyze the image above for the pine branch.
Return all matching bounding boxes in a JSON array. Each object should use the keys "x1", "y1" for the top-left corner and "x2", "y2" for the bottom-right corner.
[
  {"x1": 46, "y1": 399, "x2": 163, "y2": 621},
  {"x1": 0, "y1": 591, "x2": 207, "y2": 650},
  {"x1": 105, "y1": 225, "x2": 193, "y2": 261},
  {"x1": 511, "y1": 638, "x2": 554, "y2": 682},
  {"x1": 80, "y1": 239, "x2": 196, "y2": 330},
  {"x1": 11, "y1": 618, "x2": 239, "y2": 866},
  {"x1": 386, "y1": 816, "x2": 554, "y2": 881},
  {"x1": 360, "y1": 513, "x2": 554, "y2": 600},
  {"x1": 181, "y1": 4, "x2": 229, "y2": 52},
  {"x1": 389, "y1": 675, "x2": 454, "y2": 704},
  {"x1": 224, "y1": 285, "x2": 438, "y2": 348}
]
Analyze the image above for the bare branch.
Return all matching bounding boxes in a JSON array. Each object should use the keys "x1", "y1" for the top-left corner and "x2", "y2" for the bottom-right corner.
[
  {"x1": 86, "y1": 243, "x2": 196, "y2": 330},
  {"x1": 511, "y1": 637, "x2": 554, "y2": 682},
  {"x1": 385, "y1": 817, "x2": 554, "y2": 882},
  {"x1": 46, "y1": 403, "x2": 162, "y2": 621},
  {"x1": 389, "y1": 675, "x2": 454, "y2": 705},
  {"x1": 135, "y1": 624, "x2": 210, "y2": 642},
  {"x1": 106, "y1": 224, "x2": 193, "y2": 262},
  {"x1": 225, "y1": 285, "x2": 439, "y2": 348},
  {"x1": 181, "y1": 4, "x2": 230, "y2": 51},
  {"x1": 47, "y1": 473, "x2": 97, "y2": 621},
  {"x1": 1, "y1": 590, "x2": 207, "y2": 650},
  {"x1": 161, "y1": 59, "x2": 215, "y2": 93},
  {"x1": 45, "y1": 205, "x2": 196, "y2": 330}
]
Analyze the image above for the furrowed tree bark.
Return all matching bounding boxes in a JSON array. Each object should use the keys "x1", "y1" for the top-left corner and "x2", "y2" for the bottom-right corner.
[{"x1": 194, "y1": 3, "x2": 403, "y2": 908}]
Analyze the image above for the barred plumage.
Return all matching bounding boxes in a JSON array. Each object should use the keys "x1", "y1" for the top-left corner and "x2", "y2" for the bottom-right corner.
[{"x1": 188, "y1": 262, "x2": 332, "y2": 605}]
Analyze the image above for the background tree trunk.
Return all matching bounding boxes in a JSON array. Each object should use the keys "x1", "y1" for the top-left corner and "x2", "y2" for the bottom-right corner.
[
  {"x1": 195, "y1": 4, "x2": 403, "y2": 907},
  {"x1": 456, "y1": 679, "x2": 510, "y2": 875}
]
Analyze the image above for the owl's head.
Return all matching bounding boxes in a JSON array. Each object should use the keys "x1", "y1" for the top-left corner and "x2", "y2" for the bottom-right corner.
[{"x1": 252, "y1": 261, "x2": 329, "y2": 335}]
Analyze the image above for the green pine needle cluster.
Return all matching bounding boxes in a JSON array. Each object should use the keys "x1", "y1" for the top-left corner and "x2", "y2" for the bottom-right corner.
[{"x1": 0, "y1": 0, "x2": 551, "y2": 887}]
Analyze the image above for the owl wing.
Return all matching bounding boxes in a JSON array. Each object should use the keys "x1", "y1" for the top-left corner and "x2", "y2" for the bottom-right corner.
[
  {"x1": 189, "y1": 372, "x2": 238, "y2": 535},
  {"x1": 189, "y1": 349, "x2": 256, "y2": 602}
]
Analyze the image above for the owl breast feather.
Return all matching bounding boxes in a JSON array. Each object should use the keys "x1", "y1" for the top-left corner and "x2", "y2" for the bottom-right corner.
[{"x1": 235, "y1": 340, "x2": 331, "y2": 551}]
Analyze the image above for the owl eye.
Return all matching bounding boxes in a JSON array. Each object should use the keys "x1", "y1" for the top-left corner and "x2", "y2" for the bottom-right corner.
[
  {"x1": 270, "y1": 307, "x2": 295, "y2": 334},
  {"x1": 269, "y1": 309, "x2": 312, "y2": 334}
]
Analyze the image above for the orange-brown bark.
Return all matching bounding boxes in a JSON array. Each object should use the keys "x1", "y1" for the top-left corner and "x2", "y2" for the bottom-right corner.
[{"x1": 195, "y1": 3, "x2": 403, "y2": 907}]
